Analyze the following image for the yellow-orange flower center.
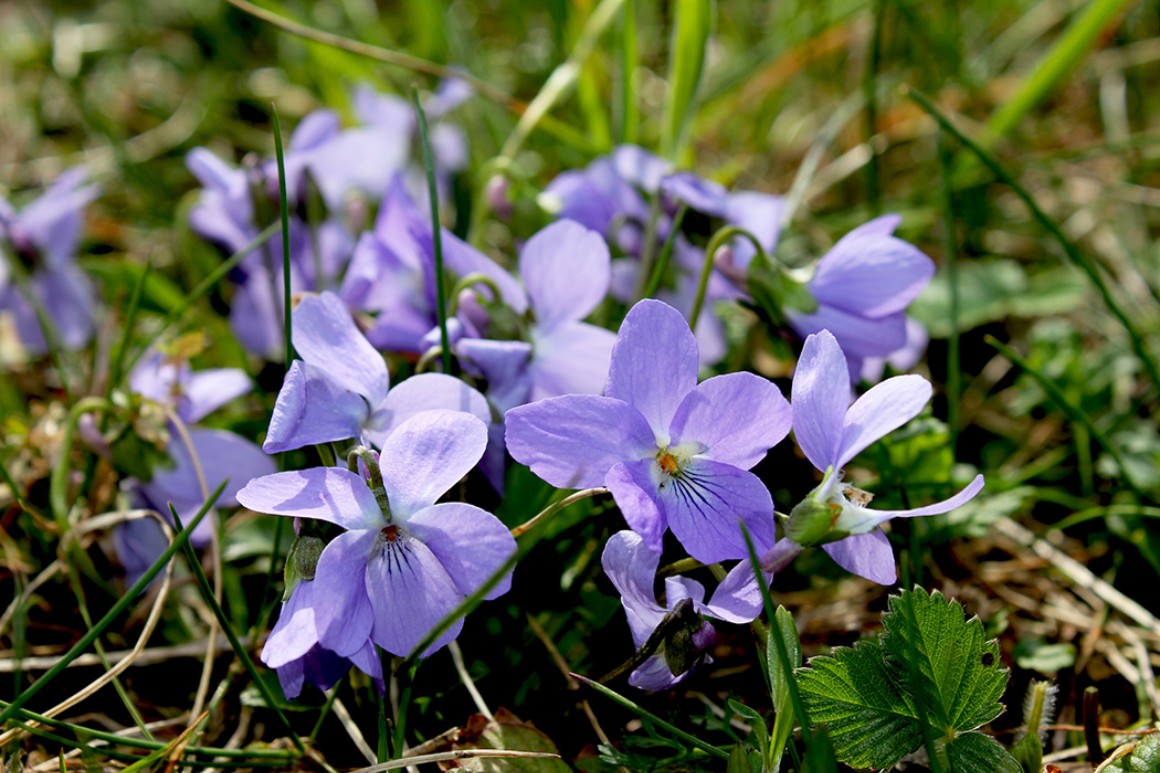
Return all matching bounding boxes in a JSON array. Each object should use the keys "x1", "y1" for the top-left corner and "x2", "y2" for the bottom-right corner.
[{"x1": 657, "y1": 452, "x2": 680, "y2": 475}]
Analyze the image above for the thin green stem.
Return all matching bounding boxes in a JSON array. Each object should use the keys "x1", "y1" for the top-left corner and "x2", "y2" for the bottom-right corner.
[
  {"x1": 862, "y1": 0, "x2": 885, "y2": 215},
  {"x1": 49, "y1": 396, "x2": 113, "y2": 527},
  {"x1": 937, "y1": 129, "x2": 961, "y2": 451},
  {"x1": 412, "y1": 87, "x2": 453, "y2": 376},
  {"x1": 391, "y1": 660, "x2": 420, "y2": 758},
  {"x1": 573, "y1": 674, "x2": 729, "y2": 760},
  {"x1": 271, "y1": 105, "x2": 294, "y2": 370},
  {"x1": 169, "y1": 504, "x2": 307, "y2": 754},
  {"x1": 642, "y1": 205, "x2": 688, "y2": 299},
  {"x1": 691, "y1": 225, "x2": 767, "y2": 330}
]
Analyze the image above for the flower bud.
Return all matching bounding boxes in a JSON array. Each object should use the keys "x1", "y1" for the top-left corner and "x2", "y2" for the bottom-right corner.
[{"x1": 785, "y1": 496, "x2": 837, "y2": 548}]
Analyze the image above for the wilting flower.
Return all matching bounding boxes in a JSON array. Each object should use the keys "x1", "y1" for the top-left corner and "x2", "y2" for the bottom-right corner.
[
  {"x1": 0, "y1": 168, "x2": 99, "y2": 355},
  {"x1": 771, "y1": 329, "x2": 984, "y2": 583},
  {"x1": 602, "y1": 530, "x2": 768, "y2": 690},
  {"x1": 507, "y1": 299, "x2": 790, "y2": 563},
  {"x1": 263, "y1": 291, "x2": 491, "y2": 454},
  {"x1": 784, "y1": 215, "x2": 934, "y2": 381},
  {"x1": 238, "y1": 410, "x2": 516, "y2": 658}
]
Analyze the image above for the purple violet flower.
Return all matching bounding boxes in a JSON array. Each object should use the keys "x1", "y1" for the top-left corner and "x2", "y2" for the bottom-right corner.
[
  {"x1": 506, "y1": 299, "x2": 791, "y2": 563},
  {"x1": 263, "y1": 291, "x2": 492, "y2": 455},
  {"x1": 784, "y1": 215, "x2": 935, "y2": 381},
  {"x1": 237, "y1": 410, "x2": 517, "y2": 658},
  {"x1": 263, "y1": 578, "x2": 384, "y2": 699},
  {"x1": 773, "y1": 329, "x2": 985, "y2": 584},
  {"x1": 455, "y1": 219, "x2": 616, "y2": 410},
  {"x1": 603, "y1": 530, "x2": 769, "y2": 690},
  {"x1": 0, "y1": 168, "x2": 99, "y2": 354}
]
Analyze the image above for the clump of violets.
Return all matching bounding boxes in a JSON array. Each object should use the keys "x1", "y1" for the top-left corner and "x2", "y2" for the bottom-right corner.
[
  {"x1": 761, "y1": 329, "x2": 985, "y2": 584},
  {"x1": 507, "y1": 298, "x2": 791, "y2": 563},
  {"x1": 0, "y1": 168, "x2": 99, "y2": 356},
  {"x1": 238, "y1": 410, "x2": 516, "y2": 660}
]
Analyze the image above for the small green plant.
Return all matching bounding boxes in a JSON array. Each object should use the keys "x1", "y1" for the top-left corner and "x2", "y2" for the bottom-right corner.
[{"x1": 796, "y1": 587, "x2": 1017, "y2": 772}]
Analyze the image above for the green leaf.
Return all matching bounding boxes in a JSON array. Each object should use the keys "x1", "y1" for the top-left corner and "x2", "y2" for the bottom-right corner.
[
  {"x1": 660, "y1": 0, "x2": 712, "y2": 161},
  {"x1": 452, "y1": 709, "x2": 571, "y2": 772},
  {"x1": 1013, "y1": 639, "x2": 1076, "y2": 673},
  {"x1": 769, "y1": 606, "x2": 801, "y2": 768},
  {"x1": 797, "y1": 638, "x2": 924, "y2": 770},
  {"x1": 798, "y1": 727, "x2": 838, "y2": 773},
  {"x1": 945, "y1": 732, "x2": 1022, "y2": 773},
  {"x1": 727, "y1": 699, "x2": 768, "y2": 763},
  {"x1": 882, "y1": 588, "x2": 1007, "y2": 733},
  {"x1": 1103, "y1": 733, "x2": 1160, "y2": 772}
]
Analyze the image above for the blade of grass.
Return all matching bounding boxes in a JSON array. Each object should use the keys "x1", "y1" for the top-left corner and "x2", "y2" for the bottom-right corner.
[
  {"x1": 937, "y1": 128, "x2": 962, "y2": 452},
  {"x1": 862, "y1": 0, "x2": 885, "y2": 215},
  {"x1": 572, "y1": 674, "x2": 729, "y2": 760},
  {"x1": 168, "y1": 504, "x2": 306, "y2": 755},
  {"x1": 986, "y1": 0, "x2": 1135, "y2": 141},
  {"x1": 271, "y1": 105, "x2": 294, "y2": 370},
  {"x1": 616, "y1": 0, "x2": 639, "y2": 145},
  {"x1": 741, "y1": 525, "x2": 811, "y2": 745},
  {"x1": 0, "y1": 481, "x2": 225, "y2": 728},
  {"x1": 399, "y1": 488, "x2": 605, "y2": 671},
  {"x1": 413, "y1": 87, "x2": 453, "y2": 376},
  {"x1": 661, "y1": 0, "x2": 713, "y2": 162},
  {"x1": 908, "y1": 87, "x2": 1160, "y2": 397}
]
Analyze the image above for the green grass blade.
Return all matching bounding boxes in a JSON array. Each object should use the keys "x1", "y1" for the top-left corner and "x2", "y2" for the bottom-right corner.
[
  {"x1": 572, "y1": 674, "x2": 730, "y2": 760},
  {"x1": 413, "y1": 86, "x2": 453, "y2": 376},
  {"x1": 168, "y1": 504, "x2": 307, "y2": 755},
  {"x1": 661, "y1": 0, "x2": 713, "y2": 162},
  {"x1": 271, "y1": 105, "x2": 294, "y2": 370},
  {"x1": 986, "y1": 0, "x2": 1135, "y2": 141}
]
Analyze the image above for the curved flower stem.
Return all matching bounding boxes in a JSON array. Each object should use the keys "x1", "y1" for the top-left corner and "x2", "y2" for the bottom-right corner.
[
  {"x1": 348, "y1": 446, "x2": 392, "y2": 520},
  {"x1": 447, "y1": 273, "x2": 503, "y2": 316},
  {"x1": 689, "y1": 225, "x2": 767, "y2": 330},
  {"x1": 510, "y1": 487, "x2": 608, "y2": 538},
  {"x1": 415, "y1": 346, "x2": 444, "y2": 374}
]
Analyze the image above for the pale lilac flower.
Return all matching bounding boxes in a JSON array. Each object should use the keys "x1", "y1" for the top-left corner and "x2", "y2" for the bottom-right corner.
[
  {"x1": 785, "y1": 216, "x2": 934, "y2": 381},
  {"x1": 776, "y1": 329, "x2": 984, "y2": 584},
  {"x1": 506, "y1": 299, "x2": 791, "y2": 563},
  {"x1": 237, "y1": 411, "x2": 517, "y2": 658},
  {"x1": 0, "y1": 168, "x2": 99, "y2": 354},
  {"x1": 603, "y1": 530, "x2": 769, "y2": 690},
  {"x1": 455, "y1": 219, "x2": 616, "y2": 410},
  {"x1": 263, "y1": 291, "x2": 492, "y2": 454}
]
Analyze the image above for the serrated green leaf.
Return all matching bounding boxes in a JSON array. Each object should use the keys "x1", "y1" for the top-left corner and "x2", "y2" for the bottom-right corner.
[
  {"x1": 883, "y1": 588, "x2": 1007, "y2": 733},
  {"x1": 1103, "y1": 733, "x2": 1160, "y2": 772},
  {"x1": 944, "y1": 732, "x2": 1022, "y2": 773},
  {"x1": 797, "y1": 639, "x2": 924, "y2": 770}
]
